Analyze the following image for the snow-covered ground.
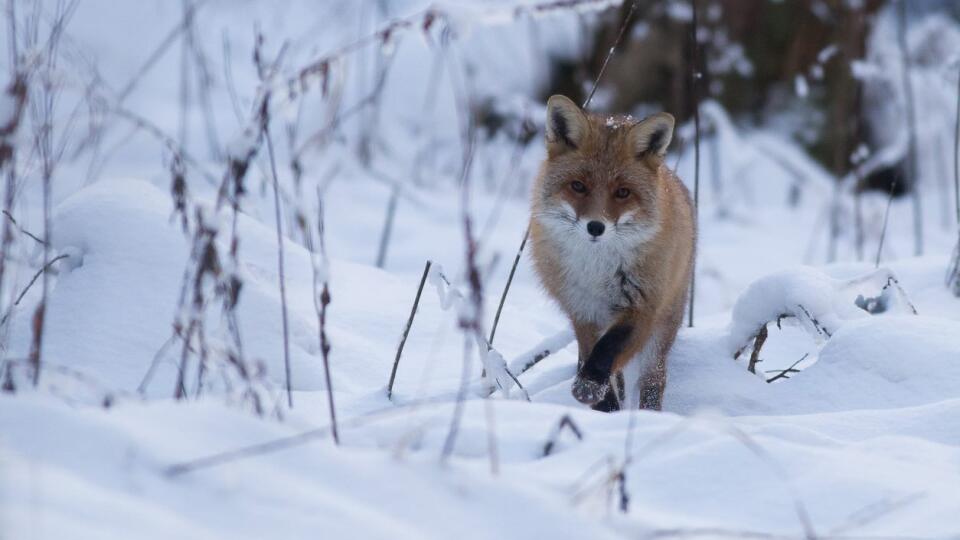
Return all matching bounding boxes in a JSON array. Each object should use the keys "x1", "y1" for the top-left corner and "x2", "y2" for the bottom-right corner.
[{"x1": 2, "y1": 1, "x2": 960, "y2": 539}]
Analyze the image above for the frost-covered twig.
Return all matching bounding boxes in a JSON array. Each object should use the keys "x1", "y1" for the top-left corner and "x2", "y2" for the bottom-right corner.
[
  {"x1": 428, "y1": 264, "x2": 529, "y2": 401},
  {"x1": 312, "y1": 195, "x2": 338, "y2": 444},
  {"x1": 506, "y1": 328, "x2": 575, "y2": 376},
  {"x1": 854, "y1": 274, "x2": 918, "y2": 316}
]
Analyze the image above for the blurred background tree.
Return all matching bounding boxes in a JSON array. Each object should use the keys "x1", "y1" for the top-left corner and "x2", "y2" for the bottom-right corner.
[{"x1": 533, "y1": 0, "x2": 958, "y2": 194}]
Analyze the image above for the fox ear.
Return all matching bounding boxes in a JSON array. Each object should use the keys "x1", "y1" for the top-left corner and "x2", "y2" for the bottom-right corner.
[
  {"x1": 545, "y1": 95, "x2": 587, "y2": 156},
  {"x1": 630, "y1": 112, "x2": 674, "y2": 159}
]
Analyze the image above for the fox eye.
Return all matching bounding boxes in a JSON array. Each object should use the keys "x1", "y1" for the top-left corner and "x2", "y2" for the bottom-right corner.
[
  {"x1": 615, "y1": 187, "x2": 630, "y2": 199},
  {"x1": 570, "y1": 180, "x2": 587, "y2": 193}
]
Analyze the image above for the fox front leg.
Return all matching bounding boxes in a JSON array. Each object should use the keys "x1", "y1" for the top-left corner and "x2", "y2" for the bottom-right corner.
[
  {"x1": 572, "y1": 313, "x2": 654, "y2": 406},
  {"x1": 571, "y1": 324, "x2": 634, "y2": 406}
]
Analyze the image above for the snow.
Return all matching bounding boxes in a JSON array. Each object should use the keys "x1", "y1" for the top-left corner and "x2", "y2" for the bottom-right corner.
[
  {"x1": 3, "y1": 170, "x2": 959, "y2": 538},
  {"x1": 2, "y1": 1, "x2": 960, "y2": 539}
]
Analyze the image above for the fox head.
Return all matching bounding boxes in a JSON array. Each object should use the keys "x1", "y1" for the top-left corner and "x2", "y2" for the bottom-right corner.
[{"x1": 533, "y1": 94, "x2": 674, "y2": 247}]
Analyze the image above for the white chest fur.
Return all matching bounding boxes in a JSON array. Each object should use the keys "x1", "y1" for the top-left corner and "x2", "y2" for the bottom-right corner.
[
  {"x1": 534, "y1": 204, "x2": 653, "y2": 327},
  {"x1": 552, "y1": 235, "x2": 641, "y2": 327}
]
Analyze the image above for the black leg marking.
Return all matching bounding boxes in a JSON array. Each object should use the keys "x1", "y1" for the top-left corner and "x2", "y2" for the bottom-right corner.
[
  {"x1": 583, "y1": 324, "x2": 632, "y2": 381},
  {"x1": 572, "y1": 325, "x2": 633, "y2": 405}
]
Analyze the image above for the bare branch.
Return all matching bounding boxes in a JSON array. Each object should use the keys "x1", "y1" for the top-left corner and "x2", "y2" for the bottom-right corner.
[{"x1": 542, "y1": 414, "x2": 583, "y2": 457}]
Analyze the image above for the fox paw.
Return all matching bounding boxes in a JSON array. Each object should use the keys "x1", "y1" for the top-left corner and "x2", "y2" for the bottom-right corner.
[{"x1": 571, "y1": 376, "x2": 609, "y2": 405}]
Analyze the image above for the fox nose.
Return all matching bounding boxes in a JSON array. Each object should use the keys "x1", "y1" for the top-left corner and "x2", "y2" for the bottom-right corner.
[{"x1": 586, "y1": 221, "x2": 605, "y2": 237}]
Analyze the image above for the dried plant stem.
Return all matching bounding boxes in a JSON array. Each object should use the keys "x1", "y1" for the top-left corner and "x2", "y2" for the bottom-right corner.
[
  {"x1": 954, "y1": 65, "x2": 959, "y2": 227},
  {"x1": 0, "y1": 71, "x2": 29, "y2": 333},
  {"x1": 488, "y1": 227, "x2": 527, "y2": 346},
  {"x1": 765, "y1": 354, "x2": 808, "y2": 384},
  {"x1": 853, "y1": 85, "x2": 866, "y2": 262},
  {"x1": 897, "y1": 0, "x2": 923, "y2": 256},
  {"x1": 166, "y1": 425, "x2": 332, "y2": 477},
  {"x1": 387, "y1": 260, "x2": 431, "y2": 400},
  {"x1": 375, "y1": 185, "x2": 399, "y2": 269},
  {"x1": 2, "y1": 210, "x2": 44, "y2": 246},
  {"x1": 262, "y1": 104, "x2": 294, "y2": 409},
  {"x1": 687, "y1": 0, "x2": 701, "y2": 328},
  {"x1": 582, "y1": 0, "x2": 637, "y2": 109},
  {"x1": 314, "y1": 197, "x2": 339, "y2": 444},
  {"x1": 747, "y1": 324, "x2": 767, "y2": 374},
  {"x1": 0, "y1": 254, "x2": 69, "y2": 326},
  {"x1": 875, "y1": 179, "x2": 897, "y2": 268},
  {"x1": 542, "y1": 414, "x2": 583, "y2": 457},
  {"x1": 948, "y1": 68, "x2": 960, "y2": 295}
]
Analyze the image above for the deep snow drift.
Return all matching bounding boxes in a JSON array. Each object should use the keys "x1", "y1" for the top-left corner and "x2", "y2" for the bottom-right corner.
[{"x1": 3, "y1": 175, "x2": 959, "y2": 539}]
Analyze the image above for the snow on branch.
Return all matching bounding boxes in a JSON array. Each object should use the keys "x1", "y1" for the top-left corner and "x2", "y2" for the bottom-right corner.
[
  {"x1": 728, "y1": 267, "x2": 919, "y2": 375},
  {"x1": 426, "y1": 264, "x2": 529, "y2": 401}
]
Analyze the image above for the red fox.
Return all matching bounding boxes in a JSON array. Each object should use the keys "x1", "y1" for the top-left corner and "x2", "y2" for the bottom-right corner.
[{"x1": 529, "y1": 95, "x2": 696, "y2": 412}]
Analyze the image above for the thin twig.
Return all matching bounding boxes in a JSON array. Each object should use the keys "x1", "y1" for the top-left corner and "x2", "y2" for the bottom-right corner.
[
  {"x1": 264, "y1": 112, "x2": 293, "y2": 408},
  {"x1": 747, "y1": 323, "x2": 767, "y2": 374},
  {"x1": 387, "y1": 260, "x2": 431, "y2": 400},
  {"x1": 765, "y1": 353, "x2": 808, "y2": 383},
  {"x1": 166, "y1": 426, "x2": 332, "y2": 476},
  {"x1": 2, "y1": 210, "x2": 45, "y2": 246},
  {"x1": 542, "y1": 414, "x2": 584, "y2": 457},
  {"x1": 254, "y1": 36, "x2": 295, "y2": 409},
  {"x1": 954, "y1": 63, "x2": 960, "y2": 227},
  {"x1": 581, "y1": 0, "x2": 637, "y2": 109},
  {"x1": 374, "y1": 185, "x2": 399, "y2": 269},
  {"x1": 314, "y1": 195, "x2": 338, "y2": 444},
  {"x1": 896, "y1": 0, "x2": 923, "y2": 256},
  {"x1": 0, "y1": 254, "x2": 69, "y2": 327},
  {"x1": 687, "y1": 0, "x2": 701, "y2": 328},
  {"x1": 488, "y1": 228, "x2": 527, "y2": 346},
  {"x1": 875, "y1": 179, "x2": 897, "y2": 268}
]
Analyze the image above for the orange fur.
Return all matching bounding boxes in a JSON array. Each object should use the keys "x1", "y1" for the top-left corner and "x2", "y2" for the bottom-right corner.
[{"x1": 529, "y1": 95, "x2": 695, "y2": 410}]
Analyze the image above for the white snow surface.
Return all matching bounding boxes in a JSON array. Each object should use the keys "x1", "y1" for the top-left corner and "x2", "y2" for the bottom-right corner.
[
  {"x1": 2, "y1": 1, "x2": 960, "y2": 539},
  {"x1": 3, "y1": 174, "x2": 959, "y2": 539}
]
